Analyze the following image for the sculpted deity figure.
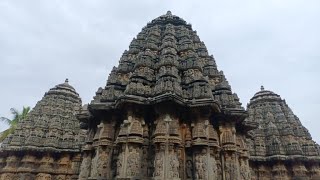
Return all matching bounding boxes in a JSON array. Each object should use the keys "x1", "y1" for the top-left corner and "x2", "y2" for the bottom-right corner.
[
  {"x1": 116, "y1": 152, "x2": 123, "y2": 176},
  {"x1": 240, "y1": 162, "x2": 250, "y2": 180},
  {"x1": 225, "y1": 162, "x2": 232, "y2": 180},
  {"x1": 168, "y1": 153, "x2": 179, "y2": 178},
  {"x1": 154, "y1": 147, "x2": 164, "y2": 177},
  {"x1": 195, "y1": 154, "x2": 204, "y2": 179},
  {"x1": 126, "y1": 147, "x2": 140, "y2": 177},
  {"x1": 97, "y1": 148, "x2": 109, "y2": 178},
  {"x1": 186, "y1": 160, "x2": 193, "y2": 178}
]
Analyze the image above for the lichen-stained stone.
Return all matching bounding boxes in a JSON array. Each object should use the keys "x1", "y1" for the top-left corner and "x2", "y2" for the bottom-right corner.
[
  {"x1": 90, "y1": 11, "x2": 244, "y2": 112},
  {"x1": 247, "y1": 86, "x2": 320, "y2": 180},
  {"x1": 0, "y1": 79, "x2": 85, "y2": 179},
  {"x1": 1, "y1": 11, "x2": 319, "y2": 180},
  {"x1": 82, "y1": 11, "x2": 250, "y2": 180}
]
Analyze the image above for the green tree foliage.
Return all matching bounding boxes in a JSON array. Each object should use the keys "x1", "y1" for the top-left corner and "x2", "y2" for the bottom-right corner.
[{"x1": 0, "y1": 106, "x2": 30, "y2": 142}]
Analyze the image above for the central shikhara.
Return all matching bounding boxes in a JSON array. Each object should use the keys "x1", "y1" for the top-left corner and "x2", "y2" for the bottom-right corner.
[
  {"x1": 0, "y1": 11, "x2": 319, "y2": 180},
  {"x1": 78, "y1": 11, "x2": 250, "y2": 180}
]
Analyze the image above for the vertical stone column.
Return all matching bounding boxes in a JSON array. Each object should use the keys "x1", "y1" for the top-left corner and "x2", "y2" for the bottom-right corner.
[
  {"x1": 291, "y1": 162, "x2": 308, "y2": 179},
  {"x1": 153, "y1": 113, "x2": 181, "y2": 180},
  {"x1": 141, "y1": 124, "x2": 151, "y2": 178},
  {"x1": 309, "y1": 163, "x2": 320, "y2": 180},
  {"x1": 71, "y1": 153, "x2": 82, "y2": 177},
  {"x1": 57, "y1": 153, "x2": 71, "y2": 174},
  {"x1": 257, "y1": 165, "x2": 271, "y2": 180},
  {"x1": 2, "y1": 154, "x2": 18, "y2": 172},
  {"x1": 79, "y1": 151, "x2": 92, "y2": 180},
  {"x1": 37, "y1": 153, "x2": 54, "y2": 178},
  {"x1": 18, "y1": 154, "x2": 36, "y2": 172},
  {"x1": 219, "y1": 123, "x2": 240, "y2": 180},
  {"x1": 97, "y1": 119, "x2": 115, "y2": 180},
  {"x1": 184, "y1": 125, "x2": 194, "y2": 180},
  {"x1": 115, "y1": 111, "x2": 144, "y2": 179},
  {"x1": 1, "y1": 154, "x2": 18, "y2": 180},
  {"x1": 271, "y1": 163, "x2": 289, "y2": 180},
  {"x1": 237, "y1": 135, "x2": 251, "y2": 180},
  {"x1": 192, "y1": 111, "x2": 219, "y2": 180}
]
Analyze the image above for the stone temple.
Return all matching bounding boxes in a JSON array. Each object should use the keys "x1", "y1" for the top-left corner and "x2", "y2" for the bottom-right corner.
[{"x1": 0, "y1": 11, "x2": 319, "y2": 180}]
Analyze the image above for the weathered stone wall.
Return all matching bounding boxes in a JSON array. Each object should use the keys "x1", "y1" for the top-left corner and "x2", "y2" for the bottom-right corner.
[{"x1": 79, "y1": 105, "x2": 250, "y2": 180}]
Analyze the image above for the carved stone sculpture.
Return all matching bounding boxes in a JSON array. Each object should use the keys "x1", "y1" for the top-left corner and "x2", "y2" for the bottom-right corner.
[{"x1": 1, "y1": 11, "x2": 319, "y2": 180}]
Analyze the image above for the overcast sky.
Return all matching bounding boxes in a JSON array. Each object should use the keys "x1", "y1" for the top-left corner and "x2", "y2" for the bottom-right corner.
[{"x1": 0, "y1": 0, "x2": 319, "y2": 143}]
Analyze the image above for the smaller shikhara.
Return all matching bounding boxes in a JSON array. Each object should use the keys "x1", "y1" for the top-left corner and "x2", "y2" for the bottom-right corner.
[
  {"x1": 0, "y1": 11, "x2": 319, "y2": 180},
  {"x1": 0, "y1": 79, "x2": 86, "y2": 179},
  {"x1": 247, "y1": 86, "x2": 320, "y2": 180}
]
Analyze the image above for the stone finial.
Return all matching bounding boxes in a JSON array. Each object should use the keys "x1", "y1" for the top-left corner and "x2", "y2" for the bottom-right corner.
[
  {"x1": 65, "y1": 78, "x2": 69, "y2": 83},
  {"x1": 261, "y1": 85, "x2": 265, "y2": 91},
  {"x1": 166, "y1": 11, "x2": 172, "y2": 16}
]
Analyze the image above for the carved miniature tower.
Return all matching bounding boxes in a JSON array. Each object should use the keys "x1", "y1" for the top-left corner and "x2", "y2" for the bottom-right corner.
[
  {"x1": 247, "y1": 86, "x2": 320, "y2": 180},
  {"x1": 79, "y1": 11, "x2": 252, "y2": 180},
  {"x1": 0, "y1": 79, "x2": 85, "y2": 180}
]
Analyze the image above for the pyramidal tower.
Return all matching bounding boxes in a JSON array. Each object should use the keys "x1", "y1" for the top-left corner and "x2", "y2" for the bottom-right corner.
[
  {"x1": 247, "y1": 86, "x2": 320, "y2": 179},
  {"x1": 0, "y1": 79, "x2": 86, "y2": 179},
  {"x1": 1, "y1": 11, "x2": 319, "y2": 180},
  {"x1": 78, "y1": 11, "x2": 252, "y2": 180}
]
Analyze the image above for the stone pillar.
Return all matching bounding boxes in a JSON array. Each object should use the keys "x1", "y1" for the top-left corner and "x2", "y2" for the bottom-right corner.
[
  {"x1": 0, "y1": 173, "x2": 17, "y2": 180},
  {"x1": 38, "y1": 153, "x2": 54, "y2": 177},
  {"x1": 79, "y1": 151, "x2": 92, "y2": 180},
  {"x1": 115, "y1": 111, "x2": 144, "y2": 179},
  {"x1": 153, "y1": 113, "x2": 181, "y2": 180},
  {"x1": 292, "y1": 162, "x2": 308, "y2": 179},
  {"x1": 0, "y1": 154, "x2": 17, "y2": 180},
  {"x1": 192, "y1": 111, "x2": 220, "y2": 180},
  {"x1": 239, "y1": 157, "x2": 250, "y2": 180},
  {"x1": 90, "y1": 148, "x2": 99, "y2": 179},
  {"x1": 96, "y1": 119, "x2": 115, "y2": 180},
  {"x1": 271, "y1": 163, "x2": 289, "y2": 180},
  {"x1": 193, "y1": 120, "x2": 218, "y2": 180},
  {"x1": 141, "y1": 124, "x2": 151, "y2": 178},
  {"x1": 71, "y1": 153, "x2": 82, "y2": 176},
  {"x1": 309, "y1": 163, "x2": 320, "y2": 180},
  {"x1": 257, "y1": 165, "x2": 271, "y2": 180},
  {"x1": 237, "y1": 135, "x2": 251, "y2": 180},
  {"x1": 18, "y1": 154, "x2": 36, "y2": 172},
  {"x1": 3, "y1": 154, "x2": 19, "y2": 172},
  {"x1": 219, "y1": 123, "x2": 240, "y2": 180},
  {"x1": 57, "y1": 153, "x2": 71, "y2": 174}
]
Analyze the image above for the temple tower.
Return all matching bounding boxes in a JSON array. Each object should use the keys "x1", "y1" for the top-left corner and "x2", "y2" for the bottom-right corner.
[
  {"x1": 0, "y1": 79, "x2": 85, "y2": 180},
  {"x1": 79, "y1": 11, "x2": 252, "y2": 180},
  {"x1": 247, "y1": 86, "x2": 320, "y2": 180}
]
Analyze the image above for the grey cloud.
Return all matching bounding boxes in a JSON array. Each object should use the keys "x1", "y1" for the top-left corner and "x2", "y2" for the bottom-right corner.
[{"x1": 0, "y1": 0, "x2": 319, "y2": 143}]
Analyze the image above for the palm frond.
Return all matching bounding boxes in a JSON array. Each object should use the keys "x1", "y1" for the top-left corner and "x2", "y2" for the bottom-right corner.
[
  {"x1": 10, "y1": 108, "x2": 19, "y2": 117},
  {"x1": 0, "y1": 117, "x2": 12, "y2": 125}
]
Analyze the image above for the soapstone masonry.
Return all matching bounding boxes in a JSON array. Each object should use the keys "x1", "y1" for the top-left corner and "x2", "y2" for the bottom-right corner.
[
  {"x1": 0, "y1": 79, "x2": 86, "y2": 179},
  {"x1": 247, "y1": 86, "x2": 320, "y2": 180},
  {"x1": 0, "y1": 11, "x2": 319, "y2": 180}
]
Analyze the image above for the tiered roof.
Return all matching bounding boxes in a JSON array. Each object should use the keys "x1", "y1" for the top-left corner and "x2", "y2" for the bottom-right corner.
[
  {"x1": 91, "y1": 11, "x2": 244, "y2": 116},
  {"x1": 1, "y1": 79, "x2": 84, "y2": 152},
  {"x1": 247, "y1": 86, "x2": 320, "y2": 161}
]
